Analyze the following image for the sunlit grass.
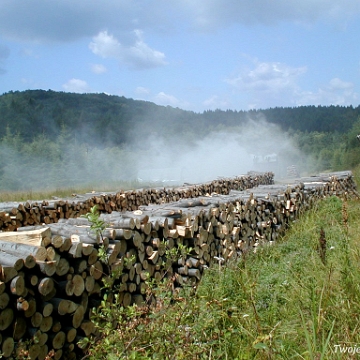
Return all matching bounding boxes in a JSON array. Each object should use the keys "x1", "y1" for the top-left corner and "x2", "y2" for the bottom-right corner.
[{"x1": 0, "y1": 180, "x2": 151, "y2": 202}]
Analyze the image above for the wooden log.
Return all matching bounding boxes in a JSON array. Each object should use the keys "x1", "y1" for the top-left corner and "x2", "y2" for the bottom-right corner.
[
  {"x1": 40, "y1": 316, "x2": 53, "y2": 332},
  {"x1": 38, "y1": 344, "x2": 49, "y2": 360},
  {"x1": 59, "y1": 237, "x2": 72, "y2": 252},
  {"x1": 0, "y1": 292, "x2": 9, "y2": 309},
  {"x1": 49, "y1": 298, "x2": 78, "y2": 316},
  {"x1": 82, "y1": 243, "x2": 94, "y2": 256},
  {"x1": 85, "y1": 275, "x2": 95, "y2": 293},
  {"x1": 61, "y1": 274, "x2": 84, "y2": 297},
  {"x1": 0, "y1": 240, "x2": 47, "y2": 261},
  {"x1": 0, "y1": 250, "x2": 24, "y2": 271},
  {"x1": 110, "y1": 228, "x2": 133, "y2": 240},
  {"x1": 64, "y1": 327, "x2": 77, "y2": 343},
  {"x1": 37, "y1": 260, "x2": 57, "y2": 277},
  {"x1": 87, "y1": 248, "x2": 99, "y2": 265},
  {"x1": 72, "y1": 304, "x2": 85, "y2": 328},
  {"x1": 90, "y1": 261, "x2": 103, "y2": 280},
  {"x1": 0, "y1": 227, "x2": 51, "y2": 246},
  {"x1": 68, "y1": 241, "x2": 83, "y2": 258},
  {"x1": 23, "y1": 254, "x2": 37, "y2": 269},
  {"x1": 188, "y1": 268, "x2": 201, "y2": 280},
  {"x1": 13, "y1": 316, "x2": 27, "y2": 340},
  {"x1": 24, "y1": 297, "x2": 37, "y2": 317},
  {"x1": 0, "y1": 266, "x2": 17, "y2": 283},
  {"x1": 73, "y1": 259, "x2": 88, "y2": 274},
  {"x1": 148, "y1": 250, "x2": 159, "y2": 264},
  {"x1": 0, "y1": 307, "x2": 14, "y2": 330},
  {"x1": 52, "y1": 319, "x2": 62, "y2": 332},
  {"x1": 186, "y1": 257, "x2": 200, "y2": 268},
  {"x1": 47, "y1": 224, "x2": 99, "y2": 244},
  {"x1": 17, "y1": 297, "x2": 29, "y2": 312},
  {"x1": 106, "y1": 217, "x2": 136, "y2": 230},
  {"x1": 38, "y1": 277, "x2": 55, "y2": 297},
  {"x1": 122, "y1": 292, "x2": 132, "y2": 307},
  {"x1": 58, "y1": 217, "x2": 91, "y2": 226},
  {"x1": 51, "y1": 234, "x2": 68, "y2": 248},
  {"x1": 46, "y1": 246, "x2": 59, "y2": 261},
  {"x1": 41, "y1": 302, "x2": 54, "y2": 317},
  {"x1": 1, "y1": 337, "x2": 14, "y2": 358},
  {"x1": 56, "y1": 258, "x2": 70, "y2": 276},
  {"x1": 10, "y1": 275, "x2": 25, "y2": 295},
  {"x1": 28, "y1": 343, "x2": 41, "y2": 359},
  {"x1": 30, "y1": 311, "x2": 43, "y2": 328},
  {"x1": 49, "y1": 331, "x2": 66, "y2": 350}
]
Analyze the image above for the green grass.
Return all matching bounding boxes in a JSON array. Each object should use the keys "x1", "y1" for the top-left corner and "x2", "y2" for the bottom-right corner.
[
  {"x1": 0, "y1": 179, "x2": 182, "y2": 203},
  {"x1": 0, "y1": 180, "x2": 143, "y2": 202},
  {"x1": 85, "y1": 194, "x2": 360, "y2": 359}
]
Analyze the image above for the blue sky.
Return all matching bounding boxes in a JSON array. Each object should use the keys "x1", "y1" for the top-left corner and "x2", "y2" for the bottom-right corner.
[{"x1": 1, "y1": 0, "x2": 360, "y2": 112}]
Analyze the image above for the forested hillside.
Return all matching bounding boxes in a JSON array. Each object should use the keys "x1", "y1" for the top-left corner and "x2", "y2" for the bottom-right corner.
[
  {"x1": 1, "y1": 90, "x2": 360, "y2": 144},
  {"x1": 1, "y1": 89, "x2": 360, "y2": 192}
]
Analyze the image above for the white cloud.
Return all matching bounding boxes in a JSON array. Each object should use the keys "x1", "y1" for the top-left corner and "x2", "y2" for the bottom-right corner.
[
  {"x1": 62, "y1": 78, "x2": 91, "y2": 93},
  {"x1": 154, "y1": 92, "x2": 180, "y2": 106},
  {"x1": 154, "y1": 91, "x2": 189, "y2": 108},
  {"x1": 227, "y1": 61, "x2": 307, "y2": 93},
  {"x1": 89, "y1": 31, "x2": 120, "y2": 58},
  {"x1": 227, "y1": 60, "x2": 358, "y2": 108},
  {"x1": 135, "y1": 86, "x2": 150, "y2": 95},
  {"x1": 296, "y1": 77, "x2": 358, "y2": 106},
  {"x1": 91, "y1": 64, "x2": 107, "y2": 74},
  {"x1": 89, "y1": 30, "x2": 167, "y2": 70},
  {"x1": 202, "y1": 95, "x2": 231, "y2": 110},
  {"x1": 328, "y1": 77, "x2": 353, "y2": 91},
  {"x1": 225, "y1": 60, "x2": 310, "y2": 108}
]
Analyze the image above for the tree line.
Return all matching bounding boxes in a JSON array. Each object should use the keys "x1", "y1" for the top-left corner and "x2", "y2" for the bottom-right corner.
[{"x1": 0, "y1": 90, "x2": 360, "y2": 191}]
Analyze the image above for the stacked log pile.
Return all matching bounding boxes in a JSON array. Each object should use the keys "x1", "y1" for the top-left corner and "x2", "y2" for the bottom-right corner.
[
  {"x1": 0, "y1": 171, "x2": 357, "y2": 359},
  {"x1": 0, "y1": 173, "x2": 274, "y2": 232}
]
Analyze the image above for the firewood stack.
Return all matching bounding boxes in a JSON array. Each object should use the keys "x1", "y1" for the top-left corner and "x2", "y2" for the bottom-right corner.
[
  {"x1": 0, "y1": 171, "x2": 356, "y2": 359},
  {"x1": 0, "y1": 172, "x2": 274, "y2": 232}
]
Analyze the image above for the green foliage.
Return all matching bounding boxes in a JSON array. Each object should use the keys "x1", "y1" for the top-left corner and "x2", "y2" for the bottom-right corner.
[
  {"x1": 82, "y1": 205, "x2": 107, "y2": 241},
  {"x1": 84, "y1": 196, "x2": 360, "y2": 359}
]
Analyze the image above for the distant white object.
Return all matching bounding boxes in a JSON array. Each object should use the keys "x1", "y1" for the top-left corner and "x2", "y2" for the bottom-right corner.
[
  {"x1": 137, "y1": 167, "x2": 182, "y2": 184},
  {"x1": 253, "y1": 153, "x2": 278, "y2": 163}
]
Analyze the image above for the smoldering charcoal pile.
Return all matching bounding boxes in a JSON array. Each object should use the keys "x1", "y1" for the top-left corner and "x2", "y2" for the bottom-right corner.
[{"x1": 0, "y1": 171, "x2": 357, "y2": 359}]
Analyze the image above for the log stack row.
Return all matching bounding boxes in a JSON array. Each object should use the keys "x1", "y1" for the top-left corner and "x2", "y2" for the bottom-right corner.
[
  {"x1": 0, "y1": 173, "x2": 274, "y2": 232},
  {"x1": 0, "y1": 171, "x2": 357, "y2": 359}
]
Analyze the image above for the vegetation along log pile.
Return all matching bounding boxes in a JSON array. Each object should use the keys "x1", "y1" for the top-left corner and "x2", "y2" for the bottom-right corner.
[{"x1": 0, "y1": 171, "x2": 357, "y2": 359}]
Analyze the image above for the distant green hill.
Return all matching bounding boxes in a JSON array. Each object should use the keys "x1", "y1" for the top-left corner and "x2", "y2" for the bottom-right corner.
[
  {"x1": 1, "y1": 90, "x2": 360, "y2": 192},
  {"x1": 1, "y1": 90, "x2": 359, "y2": 146}
]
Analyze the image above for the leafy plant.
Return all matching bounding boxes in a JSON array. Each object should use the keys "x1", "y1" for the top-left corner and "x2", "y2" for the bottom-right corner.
[{"x1": 82, "y1": 205, "x2": 107, "y2": 243}]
